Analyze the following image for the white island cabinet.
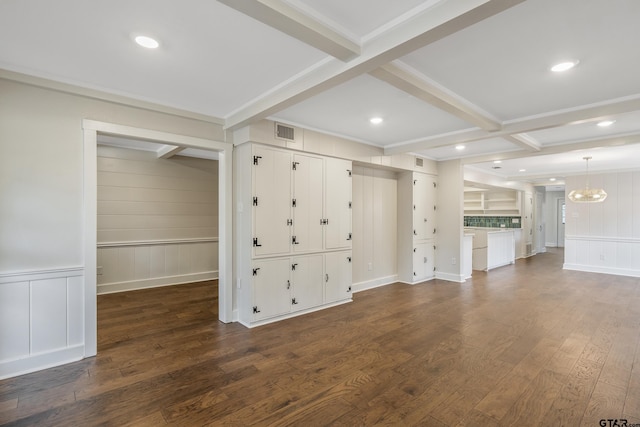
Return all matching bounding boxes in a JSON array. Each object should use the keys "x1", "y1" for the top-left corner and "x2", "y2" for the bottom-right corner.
[{"x1": 467, "y1": 228, "x2": 516, "y2": 271}]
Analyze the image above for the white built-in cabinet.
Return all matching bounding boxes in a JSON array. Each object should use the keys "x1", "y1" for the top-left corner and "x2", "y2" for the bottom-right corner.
[
  {"x1": 398, "y1": 172, "x2": 437, "y2": 283},
  {"x1": 236, "y1": 143, "x2": 353, "y2": 327}
]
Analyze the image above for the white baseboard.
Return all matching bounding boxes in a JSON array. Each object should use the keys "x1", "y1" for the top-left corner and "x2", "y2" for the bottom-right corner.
[
  {"x1": 546, "y1": 242, "x2": 558, "y2": 247},
  {"x1": 435, "y1": 271, "x2": 466, "y2": 283},
  {"x1": 0, "y1": 345, "x2": 84, "y2": 380},
  {"x1": 97, "y1": 271, "x2": 218, "y2": 294},
  {"x1": 351, "y1": 275, "x2": 398, "y2": 293},
  {"x1": 563, "y1": 263, "x2": 640, "y2": 278},
  {"x1": 239, "y1": 299, "x2": 352, "y2": 328}
]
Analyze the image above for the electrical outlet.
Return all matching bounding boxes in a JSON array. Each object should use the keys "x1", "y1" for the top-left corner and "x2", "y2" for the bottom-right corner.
[{"x1": 367, "y1": 262, "x2": 373, "y2": 271}]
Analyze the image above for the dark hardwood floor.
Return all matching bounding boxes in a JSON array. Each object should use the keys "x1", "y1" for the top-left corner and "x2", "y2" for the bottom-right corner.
[{"x1": 1, "y1": 248, "x2": 639, "y2": 426}]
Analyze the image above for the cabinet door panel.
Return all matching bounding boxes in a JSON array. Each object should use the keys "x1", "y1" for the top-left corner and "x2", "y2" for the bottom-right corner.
[
  {"x1": 293, "y1": 154, "x2": 324, "y2": 252},
  {"x1": 253, "y1": 258, "x2": 291, "y2": 321},
  {"x1": 291, "y1": 254, "x2": 324, "y2": 311},
  {"x1": 413, "y1": 175, "x2": 429, "y2": 239},
  {"x1": 412, "y1": 243, "x2": 434, "y2": 282},
  {"x1": 425, "y1": 178, "x2": 437, "y2": 234},
  {"x1": 325, "y1": 158, "x2": 352, "y2": 249},
  {"x1": 425, "y1": 243, "x2": 435, "y2": 279},
  {"x1": 325, "y1": 251, "x2": 352, "y2": 303},
  {"x1": 253, "y1": 147, "x2": 292, "y2": 256}
]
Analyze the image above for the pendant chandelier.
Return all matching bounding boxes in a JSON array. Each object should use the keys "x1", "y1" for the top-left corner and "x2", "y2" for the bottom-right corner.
[{"x1": 567, "y1": 156, "x2": 607, "y2": 203}]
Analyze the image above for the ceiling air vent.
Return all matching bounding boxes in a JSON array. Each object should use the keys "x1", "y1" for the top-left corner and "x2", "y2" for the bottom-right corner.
[
  {"x1": 415, "y1": 157, "x2": 424, "y2": 167},
  {"x1": 275, "y1": 123, "x2": 295, "y2": 141}
]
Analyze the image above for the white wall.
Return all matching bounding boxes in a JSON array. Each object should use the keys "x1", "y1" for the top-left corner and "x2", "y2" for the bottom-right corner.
[
  {"x1": 96, "y1": 146, "x2": 218, "y2": 293},
  {"x1": 436, "y1": 159, "x2": 465, "y2": 282},
  {"x1": 352, "y1": 166, "x2": 398, "y2": 291},
  {"x1": 544, "y1": 191, "x2": 565, "y2": 247},
  {"x1": 0, "y1": 77, "x2": 225, "y2": 379},
  {"x1": 564, "y1": 171, "x2": 640, "y2": 277}
]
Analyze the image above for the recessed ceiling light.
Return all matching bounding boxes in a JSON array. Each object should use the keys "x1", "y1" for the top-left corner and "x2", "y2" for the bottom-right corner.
[
  {"x1": 549, "y1": 178, "x2": 556, "y2": 181},
  {"x1": 519, "y1": 169, "x2": 526, "y2": 172},
  {"x1": 551, "y1": 60, "x2": 579, "y2": 72},
  {"x1": 369, "y1": 117, "x2": 383, "y2": 125},
  {"x1": 597, "y1": 120, "x2": 615, "y2": 127},
  {"x1": 135, "y1": 35, "x2": 160, "y2": 49},
  {"x1": 455, "y1": 145, "x2": 465, "y2": 151},
  {"x1": 493, "y1": 160, "x2": 502, "y2": 164}
]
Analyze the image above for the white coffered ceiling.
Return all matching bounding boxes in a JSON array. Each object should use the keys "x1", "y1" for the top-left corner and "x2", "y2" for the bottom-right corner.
[{"x1": 1, "y1": 0, "x2": 639, "y2": 187}]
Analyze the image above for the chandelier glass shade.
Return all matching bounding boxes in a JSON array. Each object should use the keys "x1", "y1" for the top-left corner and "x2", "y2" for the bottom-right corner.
[{"x1": 567, "y1": 156, "x2": 607, "y2": 203}]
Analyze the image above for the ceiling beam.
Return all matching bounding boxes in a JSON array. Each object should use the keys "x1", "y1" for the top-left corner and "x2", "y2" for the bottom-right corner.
[
  {"x1": 217, "y1": 0, "x2": 360, "y2": 61},
  {"x1": 224, "y1": 0, "x2": 525, "y2": 131},
  {"x1": 369, "y1": 62, "x2": 502, "y2": 131},
  {"x1": 384, "y1": 94, "x2": 640, "y2": 154},
  {"x1": 503, "y1": 134, "x2": 541, "y2": 151},
  {"x1": 461, "y1": 131, "x2": 640, "y2": 165},
  {"x1": 157, "y1": 145, "x2": 185, "y2": 159}
]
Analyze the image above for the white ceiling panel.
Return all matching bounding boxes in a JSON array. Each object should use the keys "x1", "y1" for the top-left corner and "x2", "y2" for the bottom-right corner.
[
  {"x1": 401, "y1": 0, "x2": 640, "y2": 121},
  {"x1": 419, "y1": 138, "x2": 520, "y2": 161},
  {"x1": 0, "y1": 0, "x2": 328, "y2": 118},
  {"x1": 525, "y1": 110, "x2": 640, "y2": 146},
  {"x1": 469, "y1": 144, "x2": 640, "y2": 179},
  {"x1": 272, "y1": 74, "x2": 473, "y2": 146}
]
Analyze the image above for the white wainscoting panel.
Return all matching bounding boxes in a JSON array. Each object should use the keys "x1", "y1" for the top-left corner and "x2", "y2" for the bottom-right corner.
[
  {"x1": 31, "y1": 278, "x2": 68, "y2": 354},
  {"x1": 0, "y1": 268, "x2": 84, "y2": 379},
  {"x1": 564, "y1": 236, "x2": 640, "y2": 277},
  {"x1": 97, "y1": 239, "x2": 218, "y2": 294},
  {"x1": 0, "y1": 281, "x2": 30, "y2": 362}
]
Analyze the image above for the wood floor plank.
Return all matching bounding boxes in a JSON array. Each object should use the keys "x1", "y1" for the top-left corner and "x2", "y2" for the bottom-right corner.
[
  {"x1": 581, "y1": 380, "x2": 627, "y2": 426},
  {"x1": 474, "y1": 372, "x2": 531, "y2": 420},
  {"x1": 498, "y1": 369, "x2": 566, "y2": 426},
  {"x1": 540, "y1": 357, "x2": 603, "y2": 426},
  {"x1": 1, "y1": 251, "x2": 639, "y2": 426}
]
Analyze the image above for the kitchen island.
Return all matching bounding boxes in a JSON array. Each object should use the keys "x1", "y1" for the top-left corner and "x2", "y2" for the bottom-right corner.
[{"x1": 465, "y1": 227, "x2": 516, "y2": 271}]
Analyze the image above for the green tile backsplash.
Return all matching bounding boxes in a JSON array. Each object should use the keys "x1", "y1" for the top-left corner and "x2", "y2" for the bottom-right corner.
[{"x1": 464, "y1": 216, "x2": 521, "y2": 228}]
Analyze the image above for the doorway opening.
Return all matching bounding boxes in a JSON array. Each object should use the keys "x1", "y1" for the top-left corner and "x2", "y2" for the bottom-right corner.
[{"x1": 83, "y1": 120, "x2": 232, "y2": 358}]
